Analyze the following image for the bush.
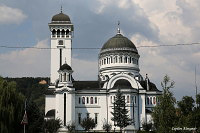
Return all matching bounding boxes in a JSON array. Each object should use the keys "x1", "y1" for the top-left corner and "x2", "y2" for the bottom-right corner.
[{"x1": 80, "y1": 117, "x2": 96, "y2": 131}]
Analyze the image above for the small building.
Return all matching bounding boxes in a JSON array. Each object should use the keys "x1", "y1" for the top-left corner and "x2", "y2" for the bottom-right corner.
[{"x1": 45, "y1": 10, "x2": 162, "y2": 132}]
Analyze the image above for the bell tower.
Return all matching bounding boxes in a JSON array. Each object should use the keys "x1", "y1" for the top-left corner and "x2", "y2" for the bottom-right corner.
[{"x1": 49, "y1": 10, "x2": 74, "y2": 84}]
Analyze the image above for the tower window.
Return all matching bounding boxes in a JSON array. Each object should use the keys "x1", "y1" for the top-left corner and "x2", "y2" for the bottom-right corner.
[
  {"x1": 61, "y1": 29, "x2": 65, "y2": 37},
  {"x1": 52, "y1": 29, "x2": 56, "y2": 37},
  {"x1": 64, "y1": 73, "x2": 66, "y2": 81},
  {"x1": 57, "y1": 29, "x2": 60, "y2": 37},
  {"x1": 147, "y1": 97, "x2": 149, "y2": 105},
  {"x1": 78, "y1": 113, "x2": 81, "y2": 124},
  {"x1": 58, "y1": 40, "x2": 63, "y2": 45},
  {"x1": 111, "y1": 57, "x2": 113, "y2": 63}
]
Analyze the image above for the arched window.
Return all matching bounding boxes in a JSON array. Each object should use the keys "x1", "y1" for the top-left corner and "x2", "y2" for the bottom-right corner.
[
  {"x1": 111, "y1": 57, "x2": 113, "y2": 63},
  {"x1": 90, "y1": 97, "x2": 93, "y2": 104},
  {"x1": 60, "y1": 74, "x2": 62, "y2": 82},
  {"x1": 82, "y1": 97, "x2": 85, "y2": 104},
  {"x1": 131, "y1": 96, "x2": 134, "y2": 103},
  {"x1": 147, "y1": 97, "x2": 149, "y2": 105},
  {"x1": 129, "y1": 57, "x2": 131, "y2": 63},
  {"x1": 107, "y1": 57, "x2": 109, "y2": 64},
  {"x1": 64, "y1": 73, "x2": 66, "y2": 81},
  {"x1": 119, "y1": 56, "x2": 123, "y2": 63},
  {"x1": 79, "y1": 97, "x2": 81, "y2": 104},
  {"x1": 153, "y1": 97, "x2": 156, "y2": 104},
  {"x1": 114, "y1": 56, "x2": 118, "y2": 63},
  {"x1": 87, "y1": 97, "x2": 89, "y2": 104},
  {"x1": 127, "y1": 95, "x2": 130, "y2": 103},
  {"x1": 104, "y1": 58, "x2": 106, "y2": 64},
  {"x1": 124, "y1": 57, "x2": 127, "y2": 63},
  {"x1": 150, "y1": 97, "x2": 152, "y2": 105},
  {"x1": 135, "y1": 96, "x2": 137, "y2": 104},
  {"x1": 132, "y1": 58, "x2": 134, "y2": 64}
]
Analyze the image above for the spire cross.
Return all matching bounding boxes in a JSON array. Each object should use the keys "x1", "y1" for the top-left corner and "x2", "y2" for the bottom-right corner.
[{"x1": 117, "y1": 21, "x2": 120, "y2": 34}]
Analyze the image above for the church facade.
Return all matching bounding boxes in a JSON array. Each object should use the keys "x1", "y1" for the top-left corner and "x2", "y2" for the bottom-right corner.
[{"x1": 45, "y1": 11, "x2": 162, "y2": 132}]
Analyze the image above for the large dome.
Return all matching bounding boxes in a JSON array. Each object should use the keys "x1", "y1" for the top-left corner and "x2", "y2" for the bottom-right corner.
[
  {"x1": 51, "y1": 12, "x2": 71, "y2": 22},
  {"x1": 101, "y1": 34, "x2": 137, "y2": 53}
]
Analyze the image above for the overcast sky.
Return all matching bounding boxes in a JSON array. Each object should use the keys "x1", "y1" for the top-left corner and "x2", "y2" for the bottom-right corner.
[{"x1": 0, "y1": 0, "x2": 200, "y2": 100}]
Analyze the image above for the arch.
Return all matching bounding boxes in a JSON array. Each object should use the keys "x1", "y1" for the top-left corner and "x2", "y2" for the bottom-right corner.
[
  {"x1": 110, "y1": 56, "x2": 113, "y2": 63},
  {"x1": 45, "y1": 109, "x2": 55, "y2": 118},
  {"x1": 107, "y1": 73, "x2": 142, "y2": 89}
]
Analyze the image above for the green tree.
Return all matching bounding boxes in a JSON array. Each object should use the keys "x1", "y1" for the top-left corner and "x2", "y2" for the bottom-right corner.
[
  {"x1": 44, "y1": 118, "x2": 62, "y2": 133},
  {"x1": 0, "y1": 77, "x2": 25, "y2": 133},
  {"x1": 111, "y1": 89, "x2": 131, "y2": 131},
  {"x1": 177, "y1": 96, "x2": 194, "y2": 115},
  {"x1": 80, "y1": 117, "x2": 96, "y2": 131},
  {"x1": 152, "y1": 75, "x2": 176, "y2": 133},
  {"x1": 196, "y1": 93, "x2": 200, "y2": 107},
  {"x1": 26, "y1": 100, "x2": 44, "y2": 133}
]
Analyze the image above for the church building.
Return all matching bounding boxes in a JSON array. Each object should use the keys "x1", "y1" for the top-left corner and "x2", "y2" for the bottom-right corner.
[{"x1": 45, "y1": 10, "x2": 162, "y2": 132}]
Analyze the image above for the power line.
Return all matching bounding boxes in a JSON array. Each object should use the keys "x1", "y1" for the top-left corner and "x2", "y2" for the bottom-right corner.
[{"x1": 0, "y1": 42, "x2": 200, "y2": 50}]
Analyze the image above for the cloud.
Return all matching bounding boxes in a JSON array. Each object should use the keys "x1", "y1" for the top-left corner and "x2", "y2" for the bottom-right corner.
[
  {"x1": 0, "y1": 40, "x2": 50, "y2": 77},
  {"x1": 0, "y1": 39, "x2": 98, "y2": 80},
  {"x1": 0, "y1": 4, "x2": 27, "y2": 24}
]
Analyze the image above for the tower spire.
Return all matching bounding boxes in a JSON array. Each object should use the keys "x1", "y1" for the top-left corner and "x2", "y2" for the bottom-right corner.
[
  {"x1": 61, "y1": 5, "x2": 62, "y2": 13},
  {"x1": 117, "y1": 21, "x2": 120, "y2": 34}
]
